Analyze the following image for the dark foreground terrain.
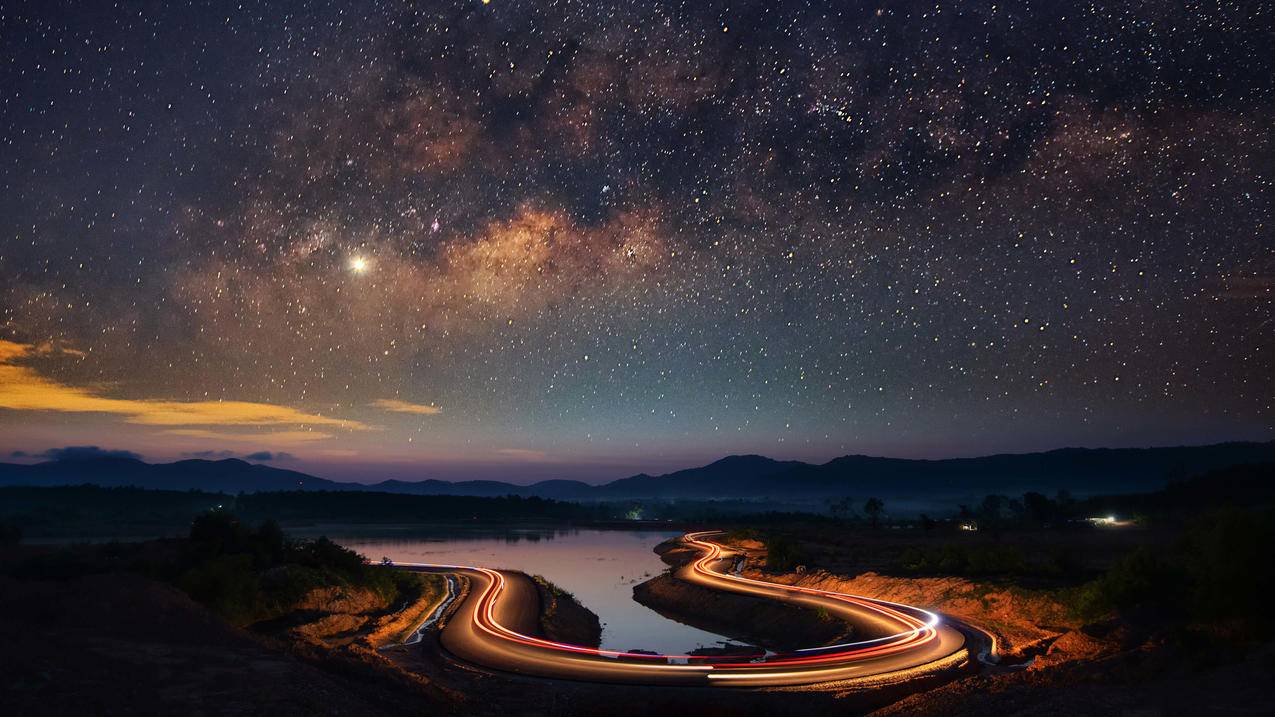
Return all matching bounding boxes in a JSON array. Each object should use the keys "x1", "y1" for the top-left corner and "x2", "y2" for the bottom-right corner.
[
  {"x1": 0, "y1": 540, "x2": 963, "y2": 716},
  {"x1": 2, "y1": 463, "x2": 1274, "y2": 715}
]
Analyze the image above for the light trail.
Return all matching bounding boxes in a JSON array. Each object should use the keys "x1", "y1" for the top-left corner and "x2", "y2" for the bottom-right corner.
[{"x1": 389, "y1": 531, "x2": 964, "y2": 685}]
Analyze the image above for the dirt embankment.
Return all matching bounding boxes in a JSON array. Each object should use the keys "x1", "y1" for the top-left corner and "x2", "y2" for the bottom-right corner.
[
  {"x1": 716, "y1": 533, "x2": 1113, "y2": 666},
  {"x1": 286, "y1": 585, "x2": 384, "y2": 644},
  {"x1": 532, "y1": 575, "x2": 602, "y2": 648},
  {"x1": 699, "y1": 533, "x2": 1103, "y2": 664},
  {"x1": 631, "y1": 539, "x2": 853, "y2": 651},
  {"x1": 296, "y1": 584, "x2": 390, "y2": 614},
  {"x1": 365, "y1": 577, "x2": 450, "y2": 648},
  {"x1": 746, "y1": 567, "x2": 1094, "y2": 662},
  {"x1": 285, "y1": 573, "x2": 448, "y2": 649},
  {"x1": 642, "y1": 534, "x2": 1112, "y2": 666},
  {"x1": 868, "y1": 637, "x2": 1275, "y2": 717}
]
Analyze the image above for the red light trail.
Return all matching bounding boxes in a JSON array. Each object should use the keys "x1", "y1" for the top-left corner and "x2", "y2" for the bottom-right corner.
[{"x1": 391, "y1": 531, "x2": 967, "y2": 686}]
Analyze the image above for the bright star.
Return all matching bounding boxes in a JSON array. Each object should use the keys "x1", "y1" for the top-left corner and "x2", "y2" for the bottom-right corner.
[{"x1": 349, "y1": 256, "x2": 370, "y2": 273}]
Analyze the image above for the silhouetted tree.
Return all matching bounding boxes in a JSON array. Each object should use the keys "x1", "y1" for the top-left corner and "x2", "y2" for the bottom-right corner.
[
  {"x1": 188, "y1": 510, "x2": 252, "y2": 559},
  {"x1": 765, "y1": 535, "x2": 808, "y2": 572},
  {"x1": 825, "y1": 496, "x2": 854, "y2": 521},
  {"x1": 1022, "y1": 491, "x2": 1054, "y2": 525},
  {"x1": 864, "y1": 497, "x2": 885, "y2": 528},
  {"x1": 978, "y1": 494, "x2": 1010, "y2": 537},
  {"x1": 1054, "y1": 489, "x2": 1075, "y2": 518},
  {"x1": 919, "y1": 513, "x2": 937, "y2": 534}
]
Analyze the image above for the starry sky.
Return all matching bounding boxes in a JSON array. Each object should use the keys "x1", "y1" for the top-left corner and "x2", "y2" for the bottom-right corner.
[{"x1": 1, "y1": 1, "x2": 1272, "y2": 483}]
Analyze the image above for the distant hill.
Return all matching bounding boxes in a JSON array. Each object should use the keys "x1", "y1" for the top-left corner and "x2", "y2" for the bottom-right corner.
[
  {"x1": 595, "y1": 455, "x2": 804, "y2": 498},
  {"x1": 734, "y1": 442, "x2": 1275, "y2": 500},
  {"x1": 0, "y1": 456, "x2": 337, "y2": 493},
  {"x1": 1082, "y1": 461, "x2": 1275, "y2": 519},
  {"x1": 2, "y1": 441, "x2": 1273, "y2": 501}
]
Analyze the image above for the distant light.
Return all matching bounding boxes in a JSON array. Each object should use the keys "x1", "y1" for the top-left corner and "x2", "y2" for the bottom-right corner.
[
  {"x1": 349, "y1": 256, "x2": 370, "y2": 273},
  {"x1": 1087, "y1": 515, "x2": 1121, "y2": 526}
]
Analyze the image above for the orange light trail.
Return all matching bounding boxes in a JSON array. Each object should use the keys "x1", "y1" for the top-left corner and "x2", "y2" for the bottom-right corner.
[{"x1": 390, "y1": 531, "x2": 948, "y2": 682}]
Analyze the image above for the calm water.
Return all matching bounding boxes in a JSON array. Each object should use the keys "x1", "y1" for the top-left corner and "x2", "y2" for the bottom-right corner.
[{"x1": 306, "y1": 525, "x2": 742, "y2": 654}]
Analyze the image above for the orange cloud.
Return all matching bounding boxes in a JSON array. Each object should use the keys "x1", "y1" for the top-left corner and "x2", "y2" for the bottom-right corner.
[
  {"x1": 372, "y1": 398, "x2": 442, "y2": 415},
  {"x1": 0, "y1": 340, "x2": 367, "y2": 431},
  {"x1": 163, "y1": 428, "x2": 336, "y2": 445},
  {"x1": 495, "y1": 448, "x2": 550, "y2": 462}
]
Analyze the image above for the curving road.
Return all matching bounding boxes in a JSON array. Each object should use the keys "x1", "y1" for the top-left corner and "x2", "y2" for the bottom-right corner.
[{"x1": 392, "y1": 531, "x2": 965, "y2": 687}]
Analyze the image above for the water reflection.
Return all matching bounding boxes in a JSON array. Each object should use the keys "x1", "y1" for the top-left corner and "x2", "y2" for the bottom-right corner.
[{"x1": 297, "y1": 525, "x2": 744, "y2": 654}]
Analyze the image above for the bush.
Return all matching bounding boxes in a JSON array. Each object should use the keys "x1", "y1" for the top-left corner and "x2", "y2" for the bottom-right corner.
[
  {"x1": 1073, "y1": 547, "x2": 1179, "y2": 621},
  {"x1": 899, "y1": 547, "x2": 927, "y2": 571},
  {"x1": 965, "y1": 545, "x2": 1027, "y2": 575},
  {"x1": 894, "y1": 544, "x2": 1029, "y2": 577},
  {"x1": 178, "y1": 554, "x2": 262, "y2": 624},
  {"x1": 1071, "y1": 508, "x2": 1275, "y2": 634},
  {"x1": 724, "y1": 527, "x2": 760, "y2": 542},
  {"x1": 1181, "y1": 508, "x2": 1274, "y2": 625},
  {"x1": 174, "y1": 511, "x2": 399, "y2": 625},
  {"x1": 764, "y1": 534, "x2": 808, "y2": 572}
]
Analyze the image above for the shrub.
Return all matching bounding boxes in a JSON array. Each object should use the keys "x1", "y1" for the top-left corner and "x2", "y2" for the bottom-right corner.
[
  {"x1": 965, "y1": 545, "x2": 1027, "y2": 575},
  {"x1": 899, "y1": 547, "x2": 928, "y2": 571},
  {"x1": 764, "y1": 534, "x2": 808, "y2": 572},
  {"x1": 1181, "y1": 508, "x2": 1274, "y2": 625},
  {"x1": 178, "y1": 553, "x2": 262, "y2": 624},
  {"x1": 894, "y1": 544, "x2": 1031, "y2": 577},
  {"x1": 174, "y1": 510, "x2": 400, "y2": 624},
  {"x1": 1072, "y1": 547, "x2": 1179, "y2": 621},
  {"x1": 1070, "y1": 508, "x2": 1275, "y2": 632}
]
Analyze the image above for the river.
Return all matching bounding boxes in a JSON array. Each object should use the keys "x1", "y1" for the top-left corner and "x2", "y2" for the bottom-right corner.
[{"x1": 301, "y1": 525, "x2": 744, "y2": 654}]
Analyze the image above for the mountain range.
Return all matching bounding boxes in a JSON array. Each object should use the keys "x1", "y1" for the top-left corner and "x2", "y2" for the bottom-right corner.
[{"x1": 2, "y1": 440, "x2": 1273, "y2": 502}]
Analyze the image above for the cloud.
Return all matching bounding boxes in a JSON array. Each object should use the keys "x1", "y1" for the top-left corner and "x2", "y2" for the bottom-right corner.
[
  {"x1": 37, "y1": 446, "x2": 143, "y2": 461},
  {"x1": 372, "y1": 399, "x2": 442, "y2": 415},
  {"x1": 181, "y1": 450, "x2": 238, "y2": 459},
  {"x1": 495, "y1": 448, "x2": 550, "y2": 462},
  {"x1": 0, "y1": 340, "x2": 367, "y2": 431},
  {"x1": 163, "y1": 428, "x2": 335, "y2": 445},
  {"x1": 179, "y1": 449, "x2": 296, "y2": 461},
  {"x1": 244, "y1": 451, "x2": 295, "y2": 461}
]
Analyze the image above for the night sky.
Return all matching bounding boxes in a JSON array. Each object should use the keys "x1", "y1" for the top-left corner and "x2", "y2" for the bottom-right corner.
[{"x1": 1, "y1": 1, "x2": 1272, "y2": 483}]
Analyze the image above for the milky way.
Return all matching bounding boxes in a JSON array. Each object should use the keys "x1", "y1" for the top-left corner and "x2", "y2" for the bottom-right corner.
[{"x1": 1, "y1": 1, "x2": 1272, "y2": 481}]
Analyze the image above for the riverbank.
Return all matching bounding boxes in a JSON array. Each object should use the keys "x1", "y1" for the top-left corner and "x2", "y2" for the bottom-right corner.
[
  {"x1": 702, "y1": 531, "x2": 1103, "y2": 667},
  {"x1": 704, "y1": 523, "x2": 1275, "y2": 715},
  {"x1": 632, "y1": 539, "x2": 852, "y2": 650},
  {"x1": 12, "y1": 518, "x2": 1251, "y2": 715},
  {"x1": 0, "y1": 484, "x2": 692, "y2": 541},
  {"x1": 531, "y1": 574, "x2": 603, "y2": 647}
]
